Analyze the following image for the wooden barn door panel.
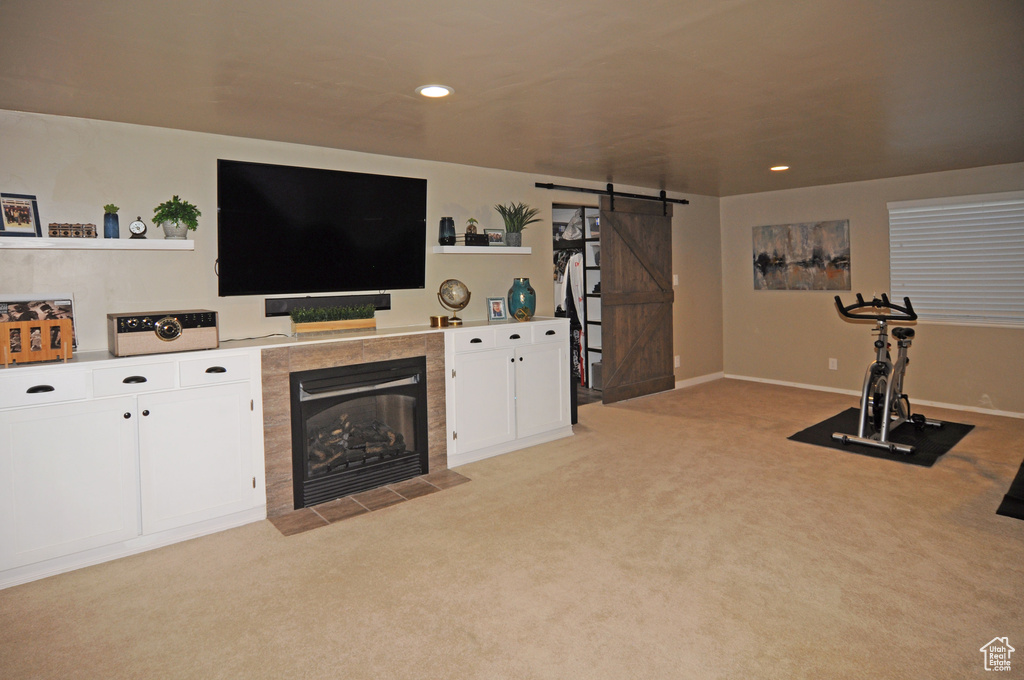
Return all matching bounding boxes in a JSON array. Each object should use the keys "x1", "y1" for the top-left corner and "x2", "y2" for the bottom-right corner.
[{"x1": 600, "y1": 195, "x2": 674, "y2": 404}]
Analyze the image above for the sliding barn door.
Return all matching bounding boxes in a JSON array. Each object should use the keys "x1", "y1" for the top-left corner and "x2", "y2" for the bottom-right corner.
[{"x1": 599, "y1": 195, "x2": 674, "y2": 404}]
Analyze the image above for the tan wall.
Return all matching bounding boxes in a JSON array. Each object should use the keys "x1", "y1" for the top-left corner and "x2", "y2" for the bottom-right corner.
[
  {"x1": 720, "y1": 163, "x2": 1024, "y2": 414},
  {"x1": 0, "y1": 110, "x2": 722, "y2": 382}
]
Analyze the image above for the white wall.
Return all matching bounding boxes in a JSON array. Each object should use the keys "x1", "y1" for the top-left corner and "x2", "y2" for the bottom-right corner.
[
  {"x1": 720, "y1": 163, "x2": 1024, "y2": 414},
  {"x1": 0, "y1": 110, "x2": 723, "y2": 383}
]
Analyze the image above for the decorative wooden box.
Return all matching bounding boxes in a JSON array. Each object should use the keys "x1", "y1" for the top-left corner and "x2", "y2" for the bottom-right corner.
[
  {"x1": 291, "y1": 318, "x2": 377, "y2": 335},
  {"x1": 1, "y1": 318, "x2": 73, "y2": 367}
]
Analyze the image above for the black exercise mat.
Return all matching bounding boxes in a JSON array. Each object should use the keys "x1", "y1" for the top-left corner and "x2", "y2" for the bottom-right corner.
[
  {"x1": 789, "y1": 407, "x2": 974, "y2": 467},
  {"x1": 997, "y1": 459, "x2": 1024, "y2": 521}
]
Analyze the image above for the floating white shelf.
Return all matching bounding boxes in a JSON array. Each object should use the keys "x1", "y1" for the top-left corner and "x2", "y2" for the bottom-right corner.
[
  {"x1": 432, "y1": 245, "x2": 531, "y2": 254},
  {"x1": 0, "y1": 237, "x2": 194, "y2": 251}
]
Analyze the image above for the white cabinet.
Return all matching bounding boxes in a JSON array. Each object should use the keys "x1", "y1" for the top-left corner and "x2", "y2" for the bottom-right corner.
[
  {"x1": 138, "y1": 381, "x2": 253, "y2": 534},
  {"x1": 0, "y1": 397, "x2": 139, "y2": 570},
  {"x1": 0, "y1": 349, "x2": 264, "y2": 589},
  {"x1": 446, "y1": 319, "x2": 573, "y2": 467}
]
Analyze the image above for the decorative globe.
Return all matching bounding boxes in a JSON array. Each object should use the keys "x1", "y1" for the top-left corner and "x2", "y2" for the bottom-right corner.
[{"x1": 438, "y1": 279, "x2": 471, "y2": 325}]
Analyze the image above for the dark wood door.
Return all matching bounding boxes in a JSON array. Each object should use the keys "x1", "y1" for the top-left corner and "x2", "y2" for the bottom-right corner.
[{"x1": 599, "y1": 195, "x2": 674, "y2": 403}]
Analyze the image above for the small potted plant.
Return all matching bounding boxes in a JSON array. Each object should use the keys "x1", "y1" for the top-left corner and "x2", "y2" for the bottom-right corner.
[
  {"x1": 103, "y1": 203, "x2": 119, "y2": 239},
  {"x1": 289, "y1": 304, "x2": 376, "y2": 335},
  {"x1": 494, "y1": 202, "x2": 541, "y2": 247},
  {"x1": 153, "y1": 195, "x2": 202, "y2": 240}
]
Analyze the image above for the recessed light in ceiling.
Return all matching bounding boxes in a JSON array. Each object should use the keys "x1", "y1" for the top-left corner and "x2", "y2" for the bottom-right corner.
[
  {"x1": 416, "y1": 84, "x2": 453, "y2": 98},
  {"x1": 770, "y1": 165, "x2": 790, "y2": 172}
]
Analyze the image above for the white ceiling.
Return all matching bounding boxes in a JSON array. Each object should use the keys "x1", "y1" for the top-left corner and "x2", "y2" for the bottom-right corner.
[{"x1": 1, "y1": 0, "x2": 1022, "y2": 196}]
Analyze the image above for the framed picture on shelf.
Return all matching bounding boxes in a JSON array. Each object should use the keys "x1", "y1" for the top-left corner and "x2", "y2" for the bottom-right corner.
[
  {"x1": 487, "y1": 296, "x2": 507, "y2": 321},
  {"x1": 484, "y1": 229, "x2": 505, "y2": 246},
  {"x1": 1, "y1": 194, "x2": 42, "y2": 237},
  {"x1": 0, "y1": 294, "x2": 78, "y2": 351}
]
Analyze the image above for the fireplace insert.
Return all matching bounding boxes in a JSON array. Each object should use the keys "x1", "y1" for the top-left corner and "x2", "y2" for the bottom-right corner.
[{"x1": 290, "y1": 356, "x2": 428, "y2": 508}]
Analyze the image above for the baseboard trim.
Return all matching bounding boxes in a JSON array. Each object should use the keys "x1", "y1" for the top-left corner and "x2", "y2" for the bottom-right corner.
[
  {"x1": 722, "y1": 373, "x2": 1024, "y2": 420},
  {"x1": 674, "y1": 372, "x2": 725, "y2": 390}
]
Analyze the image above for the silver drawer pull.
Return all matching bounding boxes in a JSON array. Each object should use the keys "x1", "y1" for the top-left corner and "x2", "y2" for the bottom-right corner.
[
  {"x1": 205, "y1": 366, "x2": 227, "y2": 373},
  {"x1": 26, "y1": 384, "x2": 55, "y2": 394},
  {"x1": 122, "y1": 375, "x2": 148, "y2": 384}
]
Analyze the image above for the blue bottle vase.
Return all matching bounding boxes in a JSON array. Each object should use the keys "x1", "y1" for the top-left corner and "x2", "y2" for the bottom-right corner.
[
  {"x1": 507, "y1": 277, "x2": 536, "y2": 322},
  {"x1": 103, "y1": 213, "x2": 119, "y2": 239}
]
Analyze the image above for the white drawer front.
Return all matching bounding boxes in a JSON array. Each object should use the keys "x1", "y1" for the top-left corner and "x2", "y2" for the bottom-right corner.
[
  {"x1": 494, "y1": 326, "x2": 532, "y2": 348},
  {"x1": 93, "y1": 361, "x2": 175, "y2": 397},
  {"x1": 452, "y1": 328, "x2": 496, "y2": 352},
  {"x1": 179, "y1": 353, "x2": 251, "y2": 387},
  {"x1": 531, "y1": 321, "x2": 568, "y2": 344},
  {"x1": 0, "y1": 370, "x2": 89, "y2": 409}
]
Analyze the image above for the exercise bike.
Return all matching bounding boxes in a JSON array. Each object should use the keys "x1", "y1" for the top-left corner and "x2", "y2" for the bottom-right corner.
[{"x1": 831, "y1": 294, "x2": 943, "y2": 455}]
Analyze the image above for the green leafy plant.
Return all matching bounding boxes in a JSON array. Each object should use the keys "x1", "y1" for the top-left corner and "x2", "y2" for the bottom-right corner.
[
  {"x1": 289, "y1": 304, "x2": 375, "y2": 324},
  {"x1": 494, "y1": 202, "x2": 542, "y2": 233},
  {"x1": 152, "y1": 195, "x2": 202, "y2": 231},
  {"x1": 103, "y1": 204, "x2": 119, "y2": 214}
]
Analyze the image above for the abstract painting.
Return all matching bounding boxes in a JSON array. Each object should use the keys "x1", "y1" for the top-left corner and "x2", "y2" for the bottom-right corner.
[{"x1": 753, "y1": 220, "x2": 850, "y2": 290}]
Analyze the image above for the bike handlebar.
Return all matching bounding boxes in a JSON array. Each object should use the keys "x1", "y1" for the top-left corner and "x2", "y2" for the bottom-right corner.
[{"x1": 834, "y1": 293, "x2": 917, "y2": 322}]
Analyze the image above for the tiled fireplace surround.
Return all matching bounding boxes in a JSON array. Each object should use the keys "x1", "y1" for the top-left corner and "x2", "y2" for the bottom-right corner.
[{"x1": 260, "y1": 332, "x2": 447, "y2": 518}]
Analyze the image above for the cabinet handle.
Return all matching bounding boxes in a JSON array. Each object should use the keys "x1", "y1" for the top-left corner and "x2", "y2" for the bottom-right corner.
[
  {"x1": 142, "y1": 409, "x2": 150, "y2": 417},
  {"x1": 545, "y1": 329, "x2": 556, "y2": 336},
  {"x1": 519, "y1": 357, "x2": 524, "y2": 361},
  {"x1": 123, "y1": 412, "x2": 132, "y2": 419},
  {"x1": 26, "y1": 384, "x2": 55, "y2": 394},
  {"x1": 470, "y1": 338, "x2": 483, "y2": 344},
  {"x1": 205, "y1": 366, "x2": 227, "y2": 373},
  {"x1": 122, "y1": 375, "x2": 148, "y2": 384},
  {"x1": 510, "y1": 333, "x2": 521, "y2": 340}
]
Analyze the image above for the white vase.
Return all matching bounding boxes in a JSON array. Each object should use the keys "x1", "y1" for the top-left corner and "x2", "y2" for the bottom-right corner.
[{"x1": 161, "y1": 221, "x2": 189, "y2": 240}]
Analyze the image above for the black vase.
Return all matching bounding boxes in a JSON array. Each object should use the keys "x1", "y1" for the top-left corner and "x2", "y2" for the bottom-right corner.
[{"x1": 438, "y1": 217, "x2": 456, "y2": 246}]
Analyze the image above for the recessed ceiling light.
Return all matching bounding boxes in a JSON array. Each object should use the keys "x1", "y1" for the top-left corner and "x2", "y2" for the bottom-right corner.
[
  {"x1": 770, "y1": 165, "x2": 790, "y2": 172},
  {"x1": 416, "y1": 84, "x2": 453, "y2": 98}
]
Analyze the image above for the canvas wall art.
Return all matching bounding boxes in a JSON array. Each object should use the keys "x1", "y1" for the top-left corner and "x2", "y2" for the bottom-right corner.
[{"x1": 752, "y1": 220, "x2": 850, "y2": 290}]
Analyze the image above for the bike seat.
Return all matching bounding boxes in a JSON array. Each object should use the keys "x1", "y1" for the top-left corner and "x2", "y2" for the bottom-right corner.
[{"x1": 891, "y1": 327, "x2": 915, "y2": 340}]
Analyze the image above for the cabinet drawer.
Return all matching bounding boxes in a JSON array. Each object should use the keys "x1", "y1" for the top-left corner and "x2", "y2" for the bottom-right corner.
[
  {"x1": 494, "y1": 326, "x2": 532, "y2": 347},
  {"x1": 452, "y1": 328, "x2": 496, "y2": 352},
  {"x1": 179, "y1": 353, "x2": 250, "y2": 387},
  {"x1": 0, "y1": 370, "x2": 89, "y2": 409},
  {"x1": 93, "y1": 361, "x2": 175, "y2": 396},
  {"x1": 531, "y1": 321, "x2": 567, "y2": 344}
]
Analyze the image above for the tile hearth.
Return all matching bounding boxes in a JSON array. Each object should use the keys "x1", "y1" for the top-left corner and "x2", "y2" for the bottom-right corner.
[{"x1": 269, "y1": 469, "x2": 469, "y2": 536}]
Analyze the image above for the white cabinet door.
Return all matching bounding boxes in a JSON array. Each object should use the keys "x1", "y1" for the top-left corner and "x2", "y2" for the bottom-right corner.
[
  {"x1": 514, "y1": 341, "x2": 571, "y2": 439},
  {"x1": 0, "y1": 397, "x2": 139, "y2": 570},
  {"x1": 452, "y1": 347, "x2": 516, "y2": 453},
  {"x1": 137, "y1": 382, "x2": 254, "y2": 534}
]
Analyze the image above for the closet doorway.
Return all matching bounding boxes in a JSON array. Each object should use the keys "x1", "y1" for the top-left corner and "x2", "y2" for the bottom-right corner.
[{"x1": 552, "y1": 204, "x2": 602, "y2": 406}]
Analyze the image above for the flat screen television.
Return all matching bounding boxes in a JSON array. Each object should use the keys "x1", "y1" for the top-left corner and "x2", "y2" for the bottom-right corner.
[{"x1": 217, "y1": 159, "x2": 427, "y2": 297}]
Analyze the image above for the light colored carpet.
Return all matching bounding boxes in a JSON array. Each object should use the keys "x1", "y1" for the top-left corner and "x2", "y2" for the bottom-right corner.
[{"x1": 1, "y1": 379, "x2": 1022, "y2": 679}]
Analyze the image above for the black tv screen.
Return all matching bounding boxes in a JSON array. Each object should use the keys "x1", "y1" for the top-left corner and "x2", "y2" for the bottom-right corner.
[{"x1": 217, "y1": 159, "x2": 427, "y2": 297}]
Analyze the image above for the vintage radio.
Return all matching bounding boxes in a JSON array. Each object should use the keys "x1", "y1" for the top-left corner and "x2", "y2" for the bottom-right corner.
[{"x1": 107, "y1": 310, "x2": 219, "y2": 357}]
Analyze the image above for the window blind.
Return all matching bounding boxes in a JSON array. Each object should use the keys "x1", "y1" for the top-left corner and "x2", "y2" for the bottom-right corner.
[{"x1": 888, "y1": 191, "x2": 1024, "y2": 325}]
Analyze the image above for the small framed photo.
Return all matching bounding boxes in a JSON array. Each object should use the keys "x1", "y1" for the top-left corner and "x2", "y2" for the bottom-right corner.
[
  {"x1": 484, "y1": 229, "x2": 505, "y2": 246},
  {"x1": 486, "y1": 297, "x2": 507, "y2": 321},
  {"x1": 1, "y1": 194, "x2": 42, "y2": 237}
]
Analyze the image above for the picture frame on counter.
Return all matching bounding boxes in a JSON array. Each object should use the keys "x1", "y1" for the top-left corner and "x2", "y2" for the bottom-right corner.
[
  {"x1": 487, "y1": 297, "x2": 507, "y2": 321},
  {"x1": 0, "y1": 194, "x2": 42, "y2": 237}
]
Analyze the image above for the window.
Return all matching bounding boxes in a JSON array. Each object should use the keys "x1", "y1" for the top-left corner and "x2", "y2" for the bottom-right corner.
[{"x1": 888, "y1": 191, "x2": 1024, "y2": 326}]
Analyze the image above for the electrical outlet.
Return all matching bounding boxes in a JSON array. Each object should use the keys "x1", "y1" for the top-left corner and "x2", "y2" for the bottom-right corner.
[
  {"x1": 674, "y1": 355, "x2": 680, "y2": 368},
  {"x1": 673, "y1": 274, "x2": 679, "y2": 286},
  {"x1": 829, "y1": 358, "x2": 838, "y2": 370}
]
